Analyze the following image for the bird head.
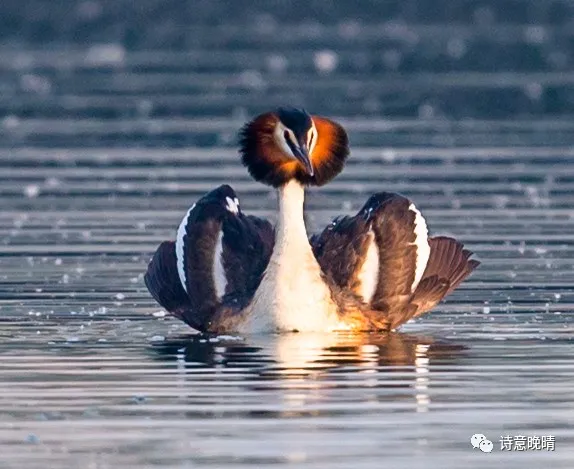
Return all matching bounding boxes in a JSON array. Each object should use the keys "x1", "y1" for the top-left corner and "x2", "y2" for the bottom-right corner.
[{"x1": 239, "y1": 107, "x2": 349, "y2": 187}]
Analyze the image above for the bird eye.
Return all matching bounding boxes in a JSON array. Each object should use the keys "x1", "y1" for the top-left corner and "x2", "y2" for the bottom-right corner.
[{"x1": 283, "y1": 130, "x2": 290, "y2": 142}]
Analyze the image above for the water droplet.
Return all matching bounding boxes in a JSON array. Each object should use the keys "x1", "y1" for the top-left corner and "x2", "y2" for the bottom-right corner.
[
  {"x1": 524, "y1": 26, "x2": 547, "y2": 44},
  {"x1": 237, "y1": 70, "x2": 266, "y2": 89},
  {"x1": 418, "y1": 103, "x2": 435, "y2": 119},
  {"x1": 25, "y1": 434, "x2": 40, "y2": 444},
  {"x1": 314, "y1": 50, "x2": 338, "y2": 74},
  {"x1": 266, "y1": 54, "x2": 288, "y2": 73},
  {"x1": 24, "y1": 185, "x2": 40, "y2": 198},
  {"x1": 447, "y1": 38, "x2": 467, "y2": 59},
  {"x1": 524, "y1": 82, "x2": 543, "y2": 101},
  {"x1": 85, "y1": 44, "x2": 125, "y2": 66},
  {"x1": 3, "y1": 115, "x2": 20, "y2": 129},
  {"x1": 20, "y1": 74, "x2": 52, "y2": 94},
  {"x1": 382, "y1": 49, "x2": 402, "y2": 70}
]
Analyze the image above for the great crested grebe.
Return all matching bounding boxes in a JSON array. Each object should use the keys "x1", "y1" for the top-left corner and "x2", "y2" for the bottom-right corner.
[{"x1": 145, "y1": 108, "x2": 479, "y2": 333}]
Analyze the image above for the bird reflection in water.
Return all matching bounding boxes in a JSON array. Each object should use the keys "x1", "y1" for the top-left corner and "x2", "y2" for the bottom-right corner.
[
  {"x1": 152, "y1": 332, "x2": 464, "y2": 369},
  {"x1": 150, "y1": 332, "x2": 466, "y2": 416}
]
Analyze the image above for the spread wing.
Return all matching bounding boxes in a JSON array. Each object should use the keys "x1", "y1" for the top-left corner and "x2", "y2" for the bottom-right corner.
[
  {"x1": 144, "y1": 185, "x2": 274, "y2": 331},
  {"x1": 311, "y1": 192, "x2": 479, "y2": 329}
]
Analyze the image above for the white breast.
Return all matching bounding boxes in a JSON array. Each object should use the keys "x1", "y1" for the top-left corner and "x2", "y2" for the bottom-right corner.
[
  {"x1": 241, "y1": 180, "x2": 339, "y2": 333},
  {"x1": 246, "y1": 248, "x2": 338, "y2": 333}
]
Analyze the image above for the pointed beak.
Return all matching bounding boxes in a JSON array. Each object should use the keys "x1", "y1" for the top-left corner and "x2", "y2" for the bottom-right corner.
[{"x1": 293, "y1": 141, "x2": 314, "y2": 176}]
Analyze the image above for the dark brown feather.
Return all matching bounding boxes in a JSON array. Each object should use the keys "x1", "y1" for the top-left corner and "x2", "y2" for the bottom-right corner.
[
  {"x1": 182, "y1": 216, "x2": 222, "y2": 325},
  {"x1": 144, "y1": 241, "x2": 201, "y2": 330},
  {"x1": 368, "y1": 194, "x2": 420, "y2": 314},
  {"x1": 397, "y1": 276, "x2": 450, "y2": 327},
  {"x1": 144, "y1": 241, "x2": 188, "y2": 312},
  {"x1": 221, "y1": 214, "x2": 274, "y2": 297},
  {"x1": 311, "y1": 216, "x2": 371, "y2": 291},
  {"x1": 423, "y1": 237, "x2": 480, "y2": 296},
  {"x1": 312, "y1": 192, "x2": 480, "y2": 331},
  {"x1": 312, "y1": 192, "x2": 421, "y2": 317},
  {"x1": 399, "y1": 236, "x2": 481, "y2": 326}
]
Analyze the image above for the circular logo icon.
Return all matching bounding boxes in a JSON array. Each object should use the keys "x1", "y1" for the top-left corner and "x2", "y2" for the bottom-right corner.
[
  {"x1": 471, "y1": 434, "x2": 486, "y2": 449},
  {"x1": 479, "y1": 439, "x2": 494, "y2": 453}
]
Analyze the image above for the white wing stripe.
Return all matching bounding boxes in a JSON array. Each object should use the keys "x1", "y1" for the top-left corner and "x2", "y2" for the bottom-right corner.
[
  {"x1": 213, "y1": 230, "x2": 226, "y2": 299},
  {"x1": 408, "y1": 203, "x2": 431, "y2": 292},
  {"x1": 357, "y1": 229, "x2": 379, "y2": 302},
  {"x1": 175, "y1": 203, "x2": 196, "y2": 293}
]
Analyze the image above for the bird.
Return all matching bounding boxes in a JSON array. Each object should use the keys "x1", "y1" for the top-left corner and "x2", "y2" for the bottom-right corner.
[{"x1": 144, "y1": 107, "x2": 479, "y2": 334}]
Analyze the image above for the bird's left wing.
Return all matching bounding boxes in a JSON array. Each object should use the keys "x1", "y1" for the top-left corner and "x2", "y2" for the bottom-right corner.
[{"x1": 145, "y1": 185, "x2": 274, "y2": 331}]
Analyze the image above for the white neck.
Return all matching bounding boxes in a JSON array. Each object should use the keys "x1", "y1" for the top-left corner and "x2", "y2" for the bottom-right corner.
[
  {"x1": 276, "y1": 179, "x2": 308, "y2": 247},
  {"x1": 246, "y1": 180, "x2": 338, "y2": 333}
]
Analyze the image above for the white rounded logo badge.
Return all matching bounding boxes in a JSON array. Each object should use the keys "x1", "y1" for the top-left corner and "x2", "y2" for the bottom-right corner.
[
  {"x1": 479, "y1": 439, "x2": 494, "y2": 453},
  {"x1": 471, "y1": 434, "x2": 493, "y2": 453}
]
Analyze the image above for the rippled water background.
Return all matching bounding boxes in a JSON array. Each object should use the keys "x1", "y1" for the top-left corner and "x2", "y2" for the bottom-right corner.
[{"x1": 1, "y1": 1, "x2": 574, "y2": 467}]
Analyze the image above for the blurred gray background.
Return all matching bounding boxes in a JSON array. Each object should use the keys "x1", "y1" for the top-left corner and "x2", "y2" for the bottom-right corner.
[{"x1": 1, "y1": 0, "x2": 573, "y2": 129}]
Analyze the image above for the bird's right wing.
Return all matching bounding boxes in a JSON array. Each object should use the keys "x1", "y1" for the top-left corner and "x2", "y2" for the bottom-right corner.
[
  {"x1": 311, "y1": 192, "x2": 479, "y2": 329},
  {"x1": 144, "y1": 185, "x2": 274, "y2": 331}
]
